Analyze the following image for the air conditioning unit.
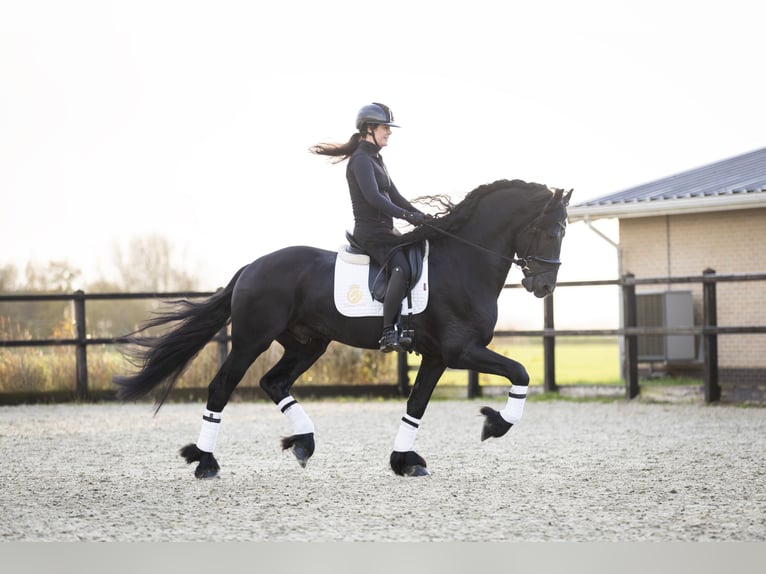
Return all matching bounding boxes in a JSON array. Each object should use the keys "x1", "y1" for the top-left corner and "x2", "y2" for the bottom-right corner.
[{"x1": 636, "y1": 291, "x2": 696, "y2": 362}]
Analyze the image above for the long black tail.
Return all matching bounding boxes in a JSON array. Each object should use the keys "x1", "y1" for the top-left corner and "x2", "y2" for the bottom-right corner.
[{"x1": 114, "y1": 266, "x2": 247, "y2": 410}]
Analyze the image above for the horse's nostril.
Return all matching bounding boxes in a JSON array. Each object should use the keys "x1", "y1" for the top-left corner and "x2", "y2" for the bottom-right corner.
[{"x1": 537, "y1": 284, "x2": 554, "y2": 297}]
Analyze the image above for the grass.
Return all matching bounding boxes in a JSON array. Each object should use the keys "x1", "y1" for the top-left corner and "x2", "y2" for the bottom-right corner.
[
  {"x1": 0, "y1": 341, "x2": 399, "y2": 394},
  {"x1": 410, "y1": 336, "x2": 623, "y2": 387},
  {"x1": 1, "y1": 335, "x2": 700, "y2": 395}
]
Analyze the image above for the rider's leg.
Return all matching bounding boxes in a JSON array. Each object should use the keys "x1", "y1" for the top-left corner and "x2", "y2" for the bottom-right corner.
[{"x1": 379, "y1": 251, "x2": 411, "y2": 352}]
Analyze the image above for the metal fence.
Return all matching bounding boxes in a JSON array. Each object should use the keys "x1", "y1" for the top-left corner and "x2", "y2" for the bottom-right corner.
[{"x1": 2, "y1": 269, "x2": 765, "y2": 403}]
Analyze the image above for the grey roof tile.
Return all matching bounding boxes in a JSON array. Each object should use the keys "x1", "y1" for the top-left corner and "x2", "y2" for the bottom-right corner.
[{"x1": 574, "y1": 147, "x2": 766, "y2": 209}]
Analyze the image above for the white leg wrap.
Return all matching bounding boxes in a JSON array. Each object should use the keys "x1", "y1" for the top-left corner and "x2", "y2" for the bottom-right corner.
[
  {"x1": 196, "y1": 409, "x2": 222, "y2": 453},
  {"x1": 393, "y1": 414, "x2": 421, "y2": 452},
  {"x1": 277, "y1": 396, "x2": 315, "y2": 435},
  {"x1": 499, "y1": 384, "x2": 528, "y2": 425}
]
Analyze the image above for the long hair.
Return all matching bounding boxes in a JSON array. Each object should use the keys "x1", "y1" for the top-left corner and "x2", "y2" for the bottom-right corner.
[{"x1": 309, "y1": 132, "x2": 363, "y2": 163}]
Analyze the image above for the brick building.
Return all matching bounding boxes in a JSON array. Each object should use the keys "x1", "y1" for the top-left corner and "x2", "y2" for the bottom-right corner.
[{"x1": 568, "y1": 147, "x2": 766, "y2": 399}]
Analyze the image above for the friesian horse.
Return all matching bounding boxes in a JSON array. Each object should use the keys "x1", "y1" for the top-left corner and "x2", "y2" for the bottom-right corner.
[{"x1": 114, "y1": 179, "x2": 571, "y2": 477}]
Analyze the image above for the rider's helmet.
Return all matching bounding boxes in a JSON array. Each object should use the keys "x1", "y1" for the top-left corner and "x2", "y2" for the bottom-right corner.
[{"x1": 356, "y1": 102, "x2": 399, "y2": 131}]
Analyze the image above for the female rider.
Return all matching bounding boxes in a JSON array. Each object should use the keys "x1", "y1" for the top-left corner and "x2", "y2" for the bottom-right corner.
[{"x1": 310, "y1": 103, "x2": 427, "y2": 352}]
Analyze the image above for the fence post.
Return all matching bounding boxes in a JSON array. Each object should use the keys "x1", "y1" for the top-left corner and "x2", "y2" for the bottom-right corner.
[
  {"x1": 73, "y1": 290, "x2": 89, "y2": 401},
  {"x1": 397, "y1": 352, "x2": 410, "y2": 397},
  {"x1": 702, "y1": 268, "x2": 721, "y2": 403},
  {"x1": 622, "y1": 273, "x2": 639, "y2": 399},
  {"x1": 543, "y1": 293, "x2": 557, "y2": 392}
]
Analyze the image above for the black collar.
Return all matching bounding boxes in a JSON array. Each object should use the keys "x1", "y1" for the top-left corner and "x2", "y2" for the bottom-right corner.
[{"x1": 358, "y1": 140, "x2": 382, "y2": 156}]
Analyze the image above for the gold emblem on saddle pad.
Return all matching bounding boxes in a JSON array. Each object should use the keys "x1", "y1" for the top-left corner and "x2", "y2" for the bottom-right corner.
[{"x1": 347, "y1": 284, "x2": 363, "y2": 305}]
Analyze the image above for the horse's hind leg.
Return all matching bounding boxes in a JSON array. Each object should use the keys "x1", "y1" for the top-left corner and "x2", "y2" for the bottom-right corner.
[
  {"x1": 259, "y1": 337, "x2": 329, "y2": 468},
  {"x1": 180, "y1": 340, "x2": 269, "y2": 478}
]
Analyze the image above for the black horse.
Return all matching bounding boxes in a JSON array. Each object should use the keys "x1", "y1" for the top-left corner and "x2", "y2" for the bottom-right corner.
[{"x1": 115, "y1": 179, "x2": 571, "y2": 477}]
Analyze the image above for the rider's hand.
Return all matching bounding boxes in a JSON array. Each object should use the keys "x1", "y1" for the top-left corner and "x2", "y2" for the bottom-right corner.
[{"x1": 403, "y1": 211, "x2": 427, "y2": 226}]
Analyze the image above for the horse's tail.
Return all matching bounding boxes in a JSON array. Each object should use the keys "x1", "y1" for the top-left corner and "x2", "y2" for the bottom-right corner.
[{"x1": 114, "y1": 265, "x2": 247, "y2": 411}]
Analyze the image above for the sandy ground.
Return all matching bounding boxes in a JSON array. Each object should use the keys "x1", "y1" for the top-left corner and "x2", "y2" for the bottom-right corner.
[{"x1": 0, "y1": 398, "x2": 764, "y2": 542}]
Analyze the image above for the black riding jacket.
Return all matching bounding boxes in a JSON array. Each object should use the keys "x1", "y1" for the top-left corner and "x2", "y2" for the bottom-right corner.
[{"x1": 347, "y1": 140, "x2": 419, "y2": 235}]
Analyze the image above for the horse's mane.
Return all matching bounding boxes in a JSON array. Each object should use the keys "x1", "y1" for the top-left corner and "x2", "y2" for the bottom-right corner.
[{"x1": 398, "y1": 179, "x2": 554, "y2": 245}]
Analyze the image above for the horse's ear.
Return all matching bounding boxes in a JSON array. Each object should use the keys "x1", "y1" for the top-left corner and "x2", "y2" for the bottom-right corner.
[
  {"x1": 564, "y1": 189, "x2": 573, "y2": 205},
  {"x1": 552, "y1": 187, "x2": 564, "y2": 202}
]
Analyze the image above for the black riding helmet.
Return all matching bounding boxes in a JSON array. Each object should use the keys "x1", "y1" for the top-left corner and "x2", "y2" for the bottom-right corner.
[{"x1": 356, "y1": 102, "x2": 400, "y2": 131}]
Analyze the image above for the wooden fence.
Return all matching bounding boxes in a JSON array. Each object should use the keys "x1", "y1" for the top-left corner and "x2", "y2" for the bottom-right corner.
[
  {"x1": 438, "y1": 268, "x2": 766, "y2": 402},
  {"x1": 2, "y1": 269, "x2": 765, "y2": 403}
]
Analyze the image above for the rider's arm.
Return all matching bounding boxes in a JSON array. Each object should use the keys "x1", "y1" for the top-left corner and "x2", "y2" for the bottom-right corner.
[
  {"x1": 350, "y1": 154, "x2": 416, "y2": 220},
  {"x1": 388, "y1": 181, "x2": 421, "y2": 215}
]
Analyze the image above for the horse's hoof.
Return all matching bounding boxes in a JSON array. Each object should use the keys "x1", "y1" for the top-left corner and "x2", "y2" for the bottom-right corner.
[
  {"x1": 390, "y1": 450, "x2": 429, "y2": 477},
  {"x1": 480, "y1": 406, "x2": 513, "y2": 441},
  {"x1": 292, "y1": 446, "x2": 311, "y2": 468},
  {"x1": 180, "y1": 443, "x2": 220, "y2": 478},
  {"x1": 404, "y1": 465, "x2": 430, "y2": 477},
  {"x1": 194, "y1": 466, "x2": 220, "y2": 479},
  {"x1": 281, "y1": 433, "x2": 315, "y2": 468}
]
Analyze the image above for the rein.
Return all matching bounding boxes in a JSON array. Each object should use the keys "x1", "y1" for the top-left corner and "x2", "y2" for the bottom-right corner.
[{"x1": 421, "y1": 222, "x2": 525, "y2": 268}]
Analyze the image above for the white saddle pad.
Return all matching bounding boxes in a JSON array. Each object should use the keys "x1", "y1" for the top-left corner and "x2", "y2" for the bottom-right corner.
[{"x1": 333, "y1": 242, "x2": 430, "y2": 318}]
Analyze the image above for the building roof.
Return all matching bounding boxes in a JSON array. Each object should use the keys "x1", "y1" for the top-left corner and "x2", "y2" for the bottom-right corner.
[{"x1": 568, "y1": 147, "x2": 766, "y2": 222}]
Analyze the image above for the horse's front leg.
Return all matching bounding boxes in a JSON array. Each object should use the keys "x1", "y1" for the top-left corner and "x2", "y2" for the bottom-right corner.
[
  {"x1": 390, "y1": 355, "x2": 446, "y2": 477},
  {"x1": 449, "y1": 344, "x2": 530, "y2": 441}
]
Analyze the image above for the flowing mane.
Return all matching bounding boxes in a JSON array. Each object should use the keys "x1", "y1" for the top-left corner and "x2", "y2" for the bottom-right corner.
[{"x1": 400, "y1": 179, "x2": 555, "y2": 244}]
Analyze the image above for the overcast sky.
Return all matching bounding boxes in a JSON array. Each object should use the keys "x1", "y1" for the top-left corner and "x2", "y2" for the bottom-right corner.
[{"x1": 2, "y1": 1, "x2": 764, "y2": 326}]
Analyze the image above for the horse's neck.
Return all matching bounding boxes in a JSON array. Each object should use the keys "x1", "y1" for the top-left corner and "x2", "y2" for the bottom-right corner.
[
  {"x1": 460, "y1": 198, "x2": 526, "y2": 252},
  {"x1": 451, "y1": 221, "x2": 517, "y2": 293},
  {"x1": 453, "y1": 198, "x2": 537, "y2": 291}
]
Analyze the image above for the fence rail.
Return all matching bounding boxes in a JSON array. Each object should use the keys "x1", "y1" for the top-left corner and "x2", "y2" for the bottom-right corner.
[
  {"x1": 400, "y1": 268, "x2": 766, "y2": 402},
  {"x1": 2, "y1": 269, "x2": 765, "y2": 403}
]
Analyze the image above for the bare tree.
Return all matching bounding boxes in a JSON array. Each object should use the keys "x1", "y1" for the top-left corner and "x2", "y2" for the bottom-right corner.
[
  {"x1": 111, "y1": 234, "x2": 198, "y2": 291},
  {"x1": 25, "y1": 260, "x2": 80, "y2": 292},
  {"x1": 0, "y1": 261, "x2": 80, "y2": 337},
  {"x1": 0, "y1": 264, "x2": 18, "y2": 291}
]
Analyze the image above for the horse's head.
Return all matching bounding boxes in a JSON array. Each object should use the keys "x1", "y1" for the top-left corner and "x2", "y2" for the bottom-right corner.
[{"x1": 517, "y1": 188, "x2": 572, "y2": 297}]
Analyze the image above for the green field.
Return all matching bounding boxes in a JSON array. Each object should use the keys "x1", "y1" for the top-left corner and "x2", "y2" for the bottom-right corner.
[
  {"x1": 414, "y1": 336, "x2": 622, "y2": 387},
  {"x1": 396, "y1": 337, "x2": 622, "y2": 385}
]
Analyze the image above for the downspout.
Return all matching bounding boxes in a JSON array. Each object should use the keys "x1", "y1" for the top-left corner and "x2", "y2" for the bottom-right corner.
[
  {"x1": 583, "y1": 215, "x2": 621, "y2": 273},
  {"x1": 582, "y1": 215, "x2": 626, "y2": 380}
]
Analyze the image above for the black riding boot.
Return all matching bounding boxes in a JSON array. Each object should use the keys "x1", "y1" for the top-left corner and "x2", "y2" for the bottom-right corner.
[{"x1": 379, "y1": 266, "x2": 408, "y2": 352}]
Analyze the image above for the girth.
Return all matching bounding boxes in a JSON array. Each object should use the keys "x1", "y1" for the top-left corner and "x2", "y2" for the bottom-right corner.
[{"x1": 344, "y1": 231, "x2": 426, "y2": 303}]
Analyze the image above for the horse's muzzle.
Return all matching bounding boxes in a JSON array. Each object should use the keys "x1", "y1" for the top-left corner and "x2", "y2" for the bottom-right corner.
[{"x1": 522, "y1": 275, "x2": 556, "y2": 298}]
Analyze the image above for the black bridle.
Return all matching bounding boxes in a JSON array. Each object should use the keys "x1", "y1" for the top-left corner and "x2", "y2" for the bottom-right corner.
[
  {"x1": 514, "y1": 216, "x2": 564, "y2": 277},
  {"x1": 421, "y1": 203, "x2": 565, "y2": 277}
]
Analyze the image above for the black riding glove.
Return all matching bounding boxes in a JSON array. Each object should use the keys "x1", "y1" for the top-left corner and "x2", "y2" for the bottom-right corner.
[{"x1": 403, "y1": 211, "x2": 427, "y2": 226}]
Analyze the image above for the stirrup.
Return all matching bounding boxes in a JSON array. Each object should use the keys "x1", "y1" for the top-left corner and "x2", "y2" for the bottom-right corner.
[{"x1": 379, "y1": 327, "x2": 404, "y2": 353}]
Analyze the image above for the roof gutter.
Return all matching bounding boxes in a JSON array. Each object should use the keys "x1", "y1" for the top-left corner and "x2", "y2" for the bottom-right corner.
[{"x1": 568, "y1": 192, "x2": 766, "y2": 223}]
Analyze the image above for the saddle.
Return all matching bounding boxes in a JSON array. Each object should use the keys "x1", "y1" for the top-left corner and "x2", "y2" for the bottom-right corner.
[{"x1": 344, "y1": 231, "x2": 426, "y2": 303}]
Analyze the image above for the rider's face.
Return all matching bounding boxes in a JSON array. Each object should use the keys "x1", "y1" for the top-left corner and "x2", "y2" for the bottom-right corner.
[{"x1": 368, "y1": 124, "x2": 392, "y2": 147}]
